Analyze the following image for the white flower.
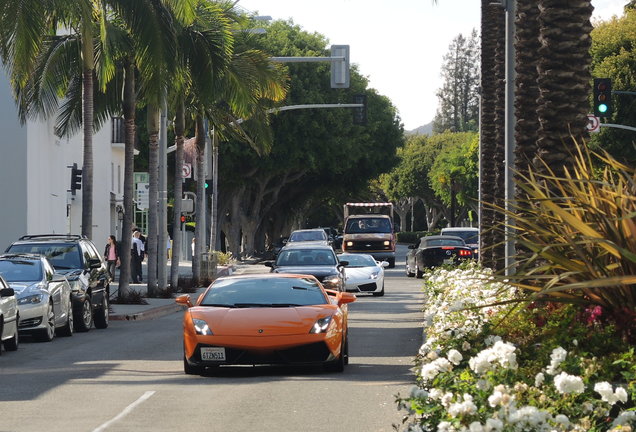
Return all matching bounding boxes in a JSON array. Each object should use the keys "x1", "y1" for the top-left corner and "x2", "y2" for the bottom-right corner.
[
  {"x1": 546, "y1": 347, "x2": 567, "y2": 375},
  {"x1": 484, "y1": 335, "x2": 502, "y2": 346},
  {"x1": 469, "y1": 422, "x2": 484, "y2": 432},
  {"x1": 612, "y1": 410, "x2": 636, "y2": 427},
  {"x1": 447, "y1": 394, "x2": 477, "y2": 418},
  {"x1": 484, "y1": 419, "x2": 503, "y2": 432},
  {"x1": 437, "y1": 421, "x2": 453, "y2": 432},
  {"x1": 535, "y1": 372, "x2": 545, "y2": 387},
  {"x1": 429, "y1": 388, "x2": 444, "y2": 400},
  {"x1": 508, "y1": 406, "x2": 550, "y2": 426},
  {"x1": 462, "y1": 341, "x2": 471, "y2": 351},
  {"x1": 469, "y1": 341, "x2": 517, "y2": 375},
  {"x1": 554, "y1": 414, "x2": 570, "y2": 427},
  {"x1": 554, "y1": 372, "x2": 585, "y2": 394},
  {"x1": 441, "y1": 392, "x2": 454, "y2": 408},
  {"x1": 594, "y1": 382, "x2": 629, "y2": 405},
  {"x1": 447, "y1": 349, "x2": 463, "y2": 365}
]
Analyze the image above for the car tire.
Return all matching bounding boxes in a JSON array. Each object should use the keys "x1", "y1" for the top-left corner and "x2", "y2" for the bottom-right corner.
[
  {"x1": 74, "y1": 297, "x2": 93, "y2": 332},
  {"x1": 343, "y1": 334, "x2": 349, "y2": 365},
  {"x1": 325, "y1": 339, "x2": 346, "y2": 373},
  {"x1": 372, "y1": 283, "x2": 385, "y2": 297},
  {"x1": 35, "y1": 302, "x2": 56, "y2": 342},
  {"x1": 4, "y1": 320, "x2": 19, "y2": 352},
  {"x1": 184, "y1": 356, "x2": 203, "y2": 375},
  {"x1": 406, "y1": 263, "x2": 415, "y2": 277},
  {"x1": 57, "y1": 299, "x2": 74, "y2": 337},
  {"x1": 387, "y1": 257, "x2": 395, "y2": 268},
  {"x1": 416, "y1": 265, "x2": 424, "y2": 279},
  {"x1": 94, "y1": 294, "x2": 109, "y2": 329}
]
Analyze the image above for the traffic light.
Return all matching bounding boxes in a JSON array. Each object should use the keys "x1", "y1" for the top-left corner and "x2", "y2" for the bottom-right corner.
[
  {"x1": 180, "y1": 215, "x2": 186, "y2": 230},
  {"x1": 593, "y1": 78, "x2": 612, "y2": 117},
  {"x1": 70, "y1": 163, "x2": 82, "y2": 195},
  {"x1": 353, "y1": 94, "x2": 367, "y2": 125}
]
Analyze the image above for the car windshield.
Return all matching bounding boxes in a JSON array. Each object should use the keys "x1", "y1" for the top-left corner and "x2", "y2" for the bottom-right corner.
[
  {"x1": 424, "y1": 238, "x2": 465, "y2": 247},
  {"x1": 275, "y1": 249, "x2": 337, "y2": 266},
  {"x1": 0, "y1": 259, "x2": 43, "y2": 282},
  {"x1": 345, "y1": 217, "x2": 392, "y2": 234},
  {"x1": 200, "y1": 277, "x2": 328, "y2": 307},
  {"x1": 443, "y1": 231, "x2": 479, "y2": 244},
  {"x1": 338, "y1": 254, "x2": 376, "y2": 267},
  {"x1": 288, "y1": 231, "x2": 327, "y2": 242},
  {"x1": 6, "y1": 243, "x2": 81, "y2": 270}
]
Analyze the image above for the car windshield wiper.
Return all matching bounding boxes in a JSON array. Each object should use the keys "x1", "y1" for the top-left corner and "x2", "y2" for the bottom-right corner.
[
  {"x1": 201, "y1": 303, "x2": 237, "y2": 308},
  {"x1": 270, "y1": 303, "x2": 305, "y2": 307},
  {"x1": 53, "y1": 265, "x2": 74, "y2": 270}
]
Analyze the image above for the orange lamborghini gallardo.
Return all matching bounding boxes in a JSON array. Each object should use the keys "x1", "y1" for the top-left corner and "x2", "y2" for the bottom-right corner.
[{"x1": 176, "y1": 273, "x2": 356, "y2": 375}]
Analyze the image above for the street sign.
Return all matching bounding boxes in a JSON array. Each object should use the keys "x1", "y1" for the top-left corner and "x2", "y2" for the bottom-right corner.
[
  {"x1": 182, "y1": 163, "x2": 192, "y2": 179},
  {"x1": 136, "y1": 182, "x2": 149, "y2": 209},
  {"x1": 586, "y1": 114, "x2": 600, "y2": 133}
]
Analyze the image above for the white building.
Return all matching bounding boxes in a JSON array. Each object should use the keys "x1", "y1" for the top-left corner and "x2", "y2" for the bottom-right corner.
[{"x1": 0, "y1": 70, "x2": 125, "y2": 250}]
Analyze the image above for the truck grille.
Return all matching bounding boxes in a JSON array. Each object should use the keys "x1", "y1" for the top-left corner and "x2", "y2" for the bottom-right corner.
[{"x1": 347, "y1": 241, "x2": 390, "y2": 251}]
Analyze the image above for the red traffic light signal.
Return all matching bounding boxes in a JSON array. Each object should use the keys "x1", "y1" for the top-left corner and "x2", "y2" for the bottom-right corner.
[{"x1": 180, "y1": 215, "x2": 186, "y2": 223}]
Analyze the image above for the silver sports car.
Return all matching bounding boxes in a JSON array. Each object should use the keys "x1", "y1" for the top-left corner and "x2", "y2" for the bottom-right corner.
[
  {"x1": 338, "y1": 253, "x2": 388, "y2": 296},
  {"x1": 0, "y1": 254, "x2": 73, "y2": 341}
]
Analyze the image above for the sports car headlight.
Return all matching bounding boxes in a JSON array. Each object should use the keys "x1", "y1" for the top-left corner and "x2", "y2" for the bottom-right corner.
[
  {"x1": 18, "y1": 294, "x2": 44, "y2": 305},
  {"x1": 310, "y1": 316, "x2": 333, "y2": 334},
  {"x1": 192, "y1": 318, "x2": 213, "y2": 335},
  {"x1": 370, "y1": 271, "x2": 380, "y2": 280}
]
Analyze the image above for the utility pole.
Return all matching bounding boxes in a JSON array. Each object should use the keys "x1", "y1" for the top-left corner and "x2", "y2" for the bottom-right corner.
[{"x1": 209, "y1": 127, "x2": 219, "y2": 253}]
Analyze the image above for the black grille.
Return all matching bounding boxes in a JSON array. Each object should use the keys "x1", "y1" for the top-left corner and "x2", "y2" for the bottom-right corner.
[
  {"x1": 358, "y1": 283, "x2": 377, "y2": 292},
  {"x1": 349, "y1": 241, "x2": 388, "y2": 251},
  {"x1": 193, "y1": 342, "x2": 331, "y2": 365},
  {"x1": 19, "y1": 317, "x2": 42, "y2": 328}
]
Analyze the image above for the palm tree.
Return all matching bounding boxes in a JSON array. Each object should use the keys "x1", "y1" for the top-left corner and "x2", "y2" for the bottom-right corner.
[{"x1": 535, "y1": 0, "x2": 594, "y2": 178}]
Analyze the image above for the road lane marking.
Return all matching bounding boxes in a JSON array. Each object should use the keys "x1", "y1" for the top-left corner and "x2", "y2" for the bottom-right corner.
[{"x1": 92, "y1": 391, "x2": 156, "y2": 432}]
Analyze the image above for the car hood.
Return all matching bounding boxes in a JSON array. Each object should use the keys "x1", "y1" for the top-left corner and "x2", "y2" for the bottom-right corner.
[
  {"x1": 345, "y1": 267, "x2": 377, "y2": 280},
  {"x1": 189, "y1": 306, "x2": 334, "y2": 336},
  {"x1": 273, "y1": 266, "x2": 339, "y2": 279},
  {"x1": 6, "y1": 282, "x2": 40, "y2": 295}
]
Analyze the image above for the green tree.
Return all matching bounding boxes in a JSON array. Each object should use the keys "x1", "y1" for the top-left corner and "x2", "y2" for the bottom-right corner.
[
  {"x1": 432, "y1": 30, "x2": 480, "y2": 133},
  {"x1": 590, "y1": 8, "x2": 636, "y2": 164}
]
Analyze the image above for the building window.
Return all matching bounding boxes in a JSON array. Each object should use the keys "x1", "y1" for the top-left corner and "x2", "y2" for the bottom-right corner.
[{"x1": 112, "y1": 117, "x2": 125, "y2": 144}]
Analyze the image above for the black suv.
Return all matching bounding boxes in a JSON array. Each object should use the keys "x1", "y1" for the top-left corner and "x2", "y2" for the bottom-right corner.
[{"x1": 5, "y1": 234, "x2": 109, "y2": 332}]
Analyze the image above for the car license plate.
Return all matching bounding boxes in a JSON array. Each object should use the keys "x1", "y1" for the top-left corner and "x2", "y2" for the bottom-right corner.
[
  {"x1": 201, "y1": 347, "x2": 226, "y2": 361},
  {"x1": 443, "y1": 259, "x2": 454, "y2": 265}
]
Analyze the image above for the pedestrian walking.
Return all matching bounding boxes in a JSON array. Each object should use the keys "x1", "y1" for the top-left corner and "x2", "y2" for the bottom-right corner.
[
  {"x1": 103, "y1": 235, "x2": 120, "y2": 282},
  {"x1": 131, "y1": 231, "x2": 145, "y2": 283}
]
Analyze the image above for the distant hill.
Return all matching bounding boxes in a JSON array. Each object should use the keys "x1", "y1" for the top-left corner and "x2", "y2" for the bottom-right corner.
[{"x1": 406, "y1": 122, "x2": 433, "y2": 136}]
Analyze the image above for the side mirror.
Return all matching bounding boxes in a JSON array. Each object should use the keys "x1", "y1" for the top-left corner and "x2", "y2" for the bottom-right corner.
[
  {"x1": 0, "y1": 287, "x2": 15, "y2": 297},
  {"x1": 338, "y1": 260, "x2": 349, "y2": 267},
  {"x1": 338, "y1": 292, "x2": 356, "y2": 305},
  {"x1": 282, "y1": 239, "x2": 288, "y2": 244},
  {"x1": 407, "y1": 244, "x2": 417, "y2": 249},
  {"x1": 88, "y1": 258, "x2": 102, "y2": 269},
  {"x1": 175, "y1": 294, "x2": 193, "y2": 308},
  {"x1": 379, "y1": 261, "x2": 389, "y2": 268}
]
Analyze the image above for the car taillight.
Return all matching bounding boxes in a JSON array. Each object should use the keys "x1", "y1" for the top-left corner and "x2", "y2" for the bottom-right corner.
[{"x1": 458, "y1": 250, "x2": 472, "y2": 257}]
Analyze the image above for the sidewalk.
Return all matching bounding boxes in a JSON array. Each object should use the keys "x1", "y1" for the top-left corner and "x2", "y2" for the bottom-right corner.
[{"x1": 109, "y1": 262, "x2": 236, "y2": 321}]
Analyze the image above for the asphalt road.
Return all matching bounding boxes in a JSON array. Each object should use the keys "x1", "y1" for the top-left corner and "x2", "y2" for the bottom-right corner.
[{"x1": 0, "y1": 245, "x2": 425, "y2": 432}]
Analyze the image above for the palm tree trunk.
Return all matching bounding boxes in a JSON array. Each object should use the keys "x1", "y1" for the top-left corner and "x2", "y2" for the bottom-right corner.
[
  {"x1": 479, "y1": 0, "x2": 504, "y2": 269},
  {"x1": 147, "y1": 104, "x2": 160, "y2": 296},
  {"x1": 170, "y1": 98, "x2": 185, "y2": 290},
  {"x1": 81, "y1": 25, "x2": 94, "y2": 239},
  {"x1": 119, "y1": 59, "x2": 136, "y2": 298},
  {"x1": 193, "y1": 114, "x2": 207, "y2": 285},
  {"x1": 536, "y1": 0, "x2": 593, "y2": 178}
]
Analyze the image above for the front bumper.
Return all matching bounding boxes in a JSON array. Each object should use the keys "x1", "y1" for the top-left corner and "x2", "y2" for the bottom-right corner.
[{"x1": 17, "y1": 303, "x2": 47, "y2": 332}]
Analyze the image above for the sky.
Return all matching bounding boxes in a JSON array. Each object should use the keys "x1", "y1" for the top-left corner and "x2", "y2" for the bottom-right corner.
[{"x1": 238, "y1": 0, "x2": 628, "y2": 131}]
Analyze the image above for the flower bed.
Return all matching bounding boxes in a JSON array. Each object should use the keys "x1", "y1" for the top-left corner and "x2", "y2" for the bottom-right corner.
[{"x1": 396, "y1": 264, "x2": 636, "y2": 431}]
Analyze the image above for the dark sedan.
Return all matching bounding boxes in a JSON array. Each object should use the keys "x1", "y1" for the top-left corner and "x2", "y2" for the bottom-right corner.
[
  {"x1": 265, "y1": 244, "x2": 348, "y2": 292},
  {"x1": 405, "y1": 235, "x2": 474, "y2": 278}
]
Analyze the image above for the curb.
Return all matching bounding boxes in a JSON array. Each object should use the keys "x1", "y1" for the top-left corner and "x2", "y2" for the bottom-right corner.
[{"x1": 110, "y1": 303, "x2": 186, "y2": 321}]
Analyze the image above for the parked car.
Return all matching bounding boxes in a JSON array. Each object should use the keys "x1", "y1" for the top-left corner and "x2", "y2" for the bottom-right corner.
[
  {"x1": 0, "y1": 275, "x2": 19, "y2": 354},
  {"x1": 338, "y1": 253, "x2": 388, "y2": 296},
  {"x1": 287, "y1": 228, "x2": 331, "y2": 245},
  {"x1": 0, "y1": 254, "x2": 73, "y2": 341},
  {"x1": 265, "y1": 243, "x2": 348, "y2": 292},
  {"x1": 440, "y1": 227, "x2": 479, "y2": 258},
  {"x1": 406, "y1": 235, "x2": 474, "y2": 278},
  {"x1": 5, "y1": 234, "x2": 110, "y2": 332},
  {"x1": 176, "y1": 273, "x2": 356, "y2": 374}
]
